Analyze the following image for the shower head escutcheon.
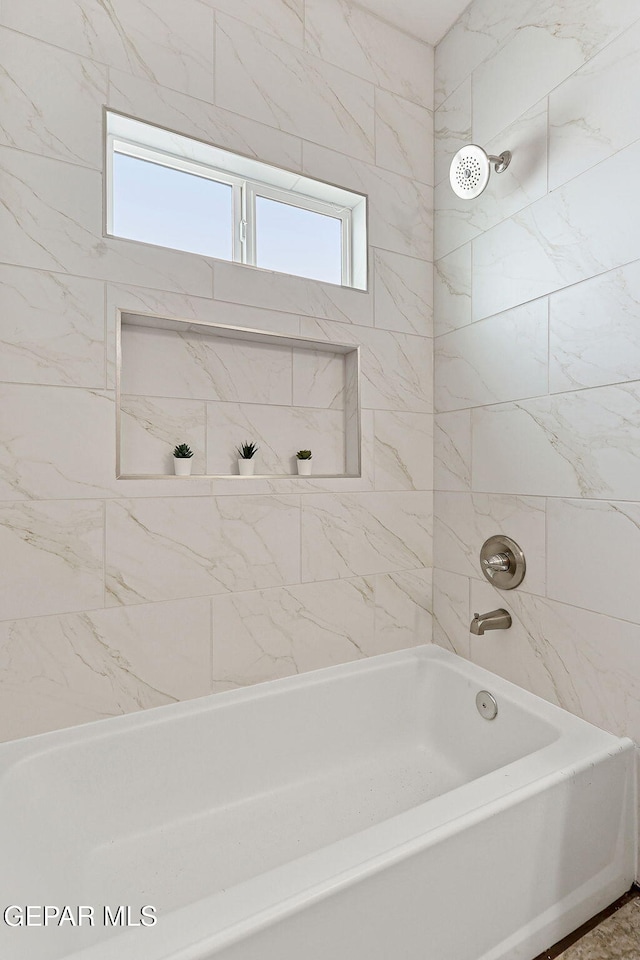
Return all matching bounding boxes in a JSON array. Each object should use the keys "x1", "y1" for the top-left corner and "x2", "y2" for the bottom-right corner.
[{"x1": 449, "y1": 144, "x2": 512, "y2": 199}]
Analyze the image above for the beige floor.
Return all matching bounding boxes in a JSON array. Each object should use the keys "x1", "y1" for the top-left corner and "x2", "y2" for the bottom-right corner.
[{"x1": 557, "y1": 899, "x2": 640, "y2": 959}]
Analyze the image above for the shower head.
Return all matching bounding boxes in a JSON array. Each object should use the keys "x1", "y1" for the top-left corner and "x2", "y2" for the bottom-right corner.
[{"x1": 449, "y1": 144, "x2": 512, "y2": 199}]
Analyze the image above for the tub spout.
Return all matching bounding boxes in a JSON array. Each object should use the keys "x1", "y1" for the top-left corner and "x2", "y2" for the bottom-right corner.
[{"x1": 470, "y1": 608, "x2": 512, "y2": 635}]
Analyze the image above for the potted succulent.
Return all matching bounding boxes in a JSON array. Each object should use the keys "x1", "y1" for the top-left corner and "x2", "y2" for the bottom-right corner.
[
  {"x1": 237, "y1": 440, "x2": 259, "y2": 476},
  {"x1": 173, "y1": 442, "x2": 194, "y2": 476},
  {"x1": 296, "y1": 449, "x2": 313, "y2": 476}
]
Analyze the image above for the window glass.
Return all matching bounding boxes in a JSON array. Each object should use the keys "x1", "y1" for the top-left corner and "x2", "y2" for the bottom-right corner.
[
  {"x1": 112, "y1": 152, "x2": 233, "y2": 260},
  {"x1": 255, "y1": 196, "x2": 343, "y2": 284}
]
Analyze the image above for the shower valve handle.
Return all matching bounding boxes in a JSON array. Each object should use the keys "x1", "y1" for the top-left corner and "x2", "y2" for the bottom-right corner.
[{"x1": 482, "y1": 553, "x2": 511, "y2": 573}]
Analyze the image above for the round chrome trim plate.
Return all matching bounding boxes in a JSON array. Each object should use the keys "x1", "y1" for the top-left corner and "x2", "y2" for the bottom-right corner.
[{"x1": 476, "y1": 690, "x2": 498, "y2": 721}]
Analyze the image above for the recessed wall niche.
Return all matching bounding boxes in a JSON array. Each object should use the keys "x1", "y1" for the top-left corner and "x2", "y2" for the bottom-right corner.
[{"x1": 116, "y1": 312, "x2": 361, "y2": 479}]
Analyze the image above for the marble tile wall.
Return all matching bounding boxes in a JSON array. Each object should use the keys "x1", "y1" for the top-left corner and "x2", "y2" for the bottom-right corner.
[
  {"x1": 433, "y1": 0, "x2": 640, "y2": 836},
  {"x1": 0, "y1": 0, "x2": 434, "y2": 740}
]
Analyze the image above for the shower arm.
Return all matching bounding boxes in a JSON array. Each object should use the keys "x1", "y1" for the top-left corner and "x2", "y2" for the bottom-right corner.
[{"x1": 486, "y1": 151, "x2": 512, "y2": 174}]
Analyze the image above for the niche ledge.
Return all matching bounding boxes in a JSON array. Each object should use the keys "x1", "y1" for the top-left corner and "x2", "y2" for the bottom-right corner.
[{"x1": 116, "y1": 311, "x2": 361, "y2": 480}]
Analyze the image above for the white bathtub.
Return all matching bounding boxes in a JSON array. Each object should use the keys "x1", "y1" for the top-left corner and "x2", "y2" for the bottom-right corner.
[{"x1": 0, "y1": 645, "x2": 635, "y2": 960}]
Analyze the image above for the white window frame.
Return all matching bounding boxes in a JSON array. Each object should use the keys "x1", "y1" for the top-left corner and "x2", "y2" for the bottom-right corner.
[
  {"x1": 109, "y1": 139, "x2": 246, "y2": 262},
  {"x1": 245, "y1": 182, "x2": 351, "y2": 286},
  {"x1": 106, "y1": 122, "x2": 361, "y2": 288}
]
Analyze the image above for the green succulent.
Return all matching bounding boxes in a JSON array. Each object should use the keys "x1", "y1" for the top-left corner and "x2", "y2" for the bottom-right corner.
[
  {"x1": 237, "y1": 440, "x2": 259, "y2": 459},
  {"x1": 173, "y1": 443, "x2": 194, "y2": 459},
  {"x1": 296, "y1": 449, "x2": 312, "y2": 460}
]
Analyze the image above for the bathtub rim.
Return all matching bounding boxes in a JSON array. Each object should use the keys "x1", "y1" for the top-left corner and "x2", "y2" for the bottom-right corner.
[{"x1": 0, "y1": 644, "x2": 627, "y2": 766}]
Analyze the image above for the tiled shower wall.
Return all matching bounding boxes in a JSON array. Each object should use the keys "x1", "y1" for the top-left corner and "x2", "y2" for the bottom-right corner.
[
  {"x1": 433, "y1": 0, "x2": 640, "y2": 752},
  {"x1": 0, "y1": 0, "x2": 434, "y2": 740}
]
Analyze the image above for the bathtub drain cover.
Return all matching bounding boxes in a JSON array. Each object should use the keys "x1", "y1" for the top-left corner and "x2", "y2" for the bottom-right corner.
[{"x1": 476, "y1": 690, "x2": 498, "y2": 720}]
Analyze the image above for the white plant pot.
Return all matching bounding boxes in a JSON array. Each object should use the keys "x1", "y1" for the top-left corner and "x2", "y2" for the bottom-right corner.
[
  {"x1": 297, "y1": 460, "x2": 312, "y2": 476},
  {"x1": 174, "y1": 457, "x2": 193, "y2": 477},
  {"x1": 238, "y1": 458, "x2": 255, "y2": 476}
]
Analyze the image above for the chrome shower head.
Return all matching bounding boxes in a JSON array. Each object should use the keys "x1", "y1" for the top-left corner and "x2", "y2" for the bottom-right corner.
[{"x1": 449, "y1": 144, "x2": 512, "y2": 199}]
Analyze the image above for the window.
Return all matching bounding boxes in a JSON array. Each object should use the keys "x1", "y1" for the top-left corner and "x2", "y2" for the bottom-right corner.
[
  {"x1": 253, "y1": 192, "x2": 343, "y2": 284},
  {"x1": 112, "y1": 152, "x2": 235, "y2": 260},
  {"x1": 106, "y1": 112, "x2": 367, "y2": 290}
]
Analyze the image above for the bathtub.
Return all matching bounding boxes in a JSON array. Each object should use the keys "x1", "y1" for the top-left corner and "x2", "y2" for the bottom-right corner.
[{"x1": 0, "y1": 645, "x2": 635, "y2": 960}]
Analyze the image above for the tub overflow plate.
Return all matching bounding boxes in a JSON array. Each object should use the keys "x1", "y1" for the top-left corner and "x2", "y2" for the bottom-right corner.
[{"x1": 476, "y1": 690, "x2": 498, "y2": 721}]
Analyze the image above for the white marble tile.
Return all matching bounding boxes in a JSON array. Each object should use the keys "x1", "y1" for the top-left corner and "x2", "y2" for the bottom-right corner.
[
  {"x1": 432, "y1": 568, "x2": 470, "y2": 658},
  {"x1": 0, "y1": 28, "x2": 106, "y2": 168},
  {"x1": 434, "y1": 78, "x2": 471, "y2": 187},
  {"x1": 0, "y1": 266, "x2": 104, "y2": 388},
  {"x1": 434, "y1": 181, "x2": 469, "y2": 263},
  {"x1": 549, "y1": 20, "x2": 640, "y2": 190},
  {"x1": 206, "y1": 403, "x2": 345, "y2": 476},
  {"x1": 473, "y1": 383, "x2": 640, "y2": 499},
  {"x1": 108, "y1": 69, "x2": 303, "y2": 174},
  {"x1": 434, "y1": 491, "x2": 546, "y2": 595},
  {"x1": 107, "y1": 285, "x2": 215, "y2": 390},
  {"x1": 211, "y1": 578, "x2": 374, "y2": 690},
  {"x1": 0, "y1": 385, "x2": 115, "y2": 500},
  {"x1": 547, "y1": 498, "x2": 640, "y2": 624},
  {"x1": 108, "y1": 475, "x2": 211, "y2": 500},
  {"x1": 302, "y1": 143, "x2": 433, "y2": 262},
  {"x1": 301, "y1": 319, "x2": 433, "y2": 414},
  {"x1": 208, "y1": 0, "x2": 303, "y2": 47},
  {"x1": 434, "y1": 245, "x2": 472, "y2": 336},
  {"x1": 304, "y1": 0, "x2": 434, "y2": 107},
  {"x1": 0, "y1": 598, "x2": 212, "y2": 741},
  {"x1": 372, "y1": 568, "x2": 433, "y2": 653},
  {"x1": 197, "y1": 300, "x2": 302, "y2": 337},
  {"x1": 301, "y1": 492, "x2": 431, "y2": 581},
  {"x1": 434, "y1": 410, "x2": 471, "y2": 492},
  {"x1": 111, "y1": 289, "x2": 299, "y2": 337},
  {"x1": 472, "y1": 0, "x2": 640, "y2": 145},
  {"x1": 550, "y1": 261, "x2": 640, "y2": 393},
  {"x1": 106, "y1": 497, "x2": 227, "y2": 606},
  {"x1": 120, "y1": 396, "x2": 206, "y2": 476},
  {"x1": 0, "y1": 381, "x2": 212, "y2": 501},
  {"x1": 479, "y1": 97, "x2": 548, "y2": 209},
  {"x1": 434, "y1": 0, "x2": 534, "y2": 106},
  {"x1": 292, "y1": 349, "x2": 345, "y2": 410},
  {"x1": 473, "y1": 139, "x2": 640, "y2": 321},
  {"x1": 214, "y1": 496, "x2": 301, "y2": 592},
  {"x1": 435, "y1": 299, "x2": 548, "y2": 412},
  {"x1": 436, "y1": 101, "x2": 548, "y2": 260},
  {"x1": 213, "y1": 260, "x2": 373, "y2": 327},
  {"x1": 375, "y1": 89, "x2": 433, "y2": 185},
  {"x1": 0, "y1": 147, "x2": 214, "y2": 296},
  {"x1": 544, "y1": 601, "x2": 640, "y2": 743},
  {"x1": 374, "y1": 412, "x2": 433, "y2": 491},
  {"x1": 1, "y1": 0, "x2": 215, "y2": 100},
  {"x1": 120, "y1": 324, "x2": 292, "y2": 405},
  {"x1": 469, "y1": 580, "x2": 640, "y2": 744},
  {"x1": 106, "y1": 496, "x2": 300, "y2": 605},
  {"x1": 0, "y1": 500, "x2": 104, "y2": 621},
  {"x1": 106, "y1": 282, "x2": 300, "y2": 389},
  {"x1": 212, "y1": 493, "x2": 301, "y2": 597},
  {"x1": 373, "y1": 249, "x2": 433, "y2": 337},
  {"x1": 215, "y1": 15, "x2": 374, "y2": 163}
]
